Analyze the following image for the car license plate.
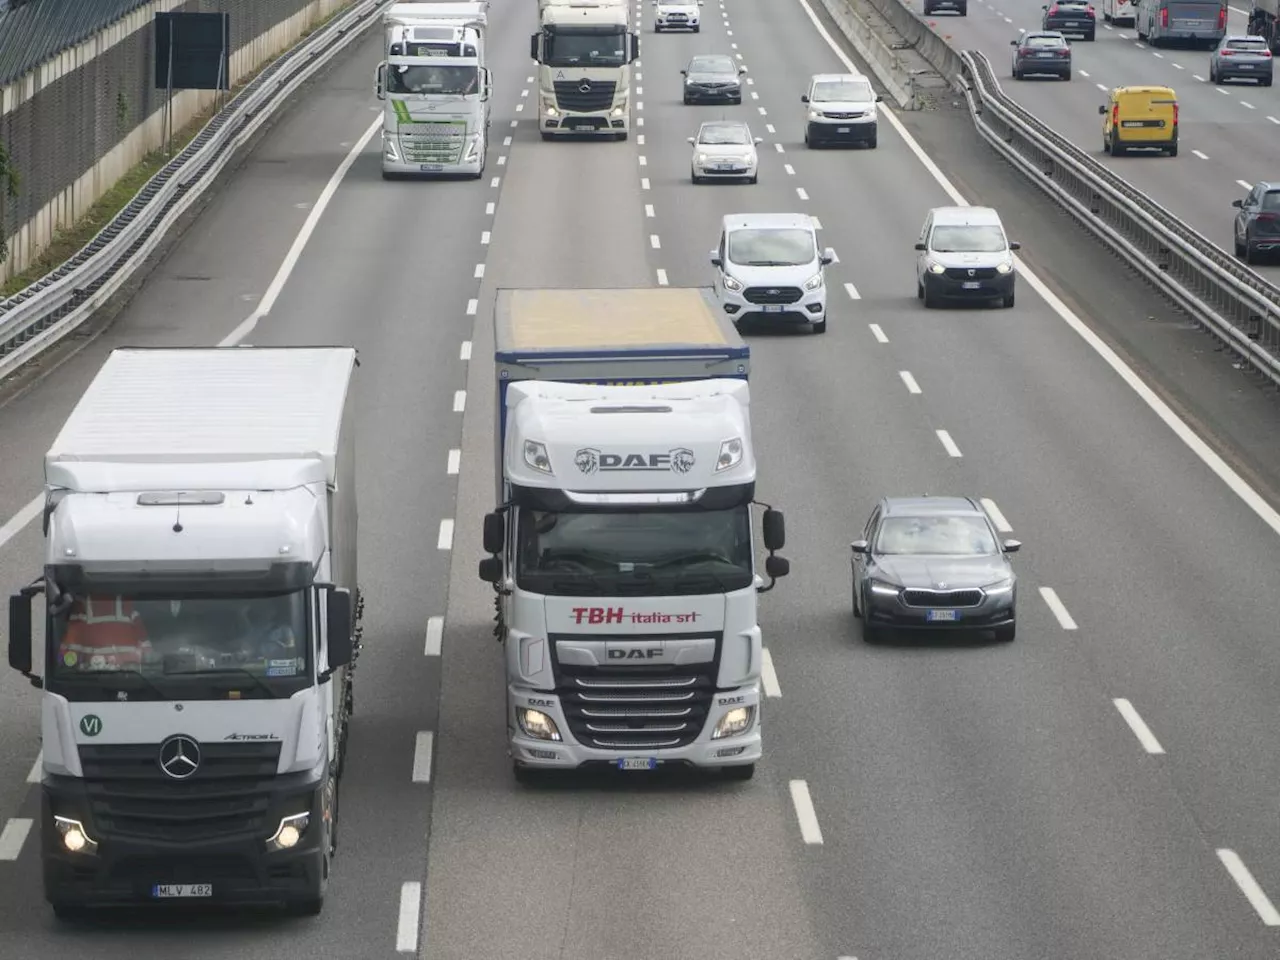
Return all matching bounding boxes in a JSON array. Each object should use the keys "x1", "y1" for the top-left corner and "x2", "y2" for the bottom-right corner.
[
  {"x1": 153, "y1": 883, "x2": 213, "y2": 898},
  {"x1": 1036, "y1": 51, "x2": 1053, "y2": 56},
  {"x1": 1239, "y1": 63, "x2": 1254, "y2": 69},
  {"x1": 837, "y1": 126, "x2": 851, "y2": 133},
  {"x1": 761, "y1": 304, "x2": 785, "y2": 313},
  {"x1": 715, "y1": 163, "x2": 737, "y2": 171},
  {"x1": 419, "y1": 164, "x2": 444, "y2": 172},
  {"x1": 926, "y1": 609, "x2": 959, "y2": 622},
  {"x1": 962, "y1": 281, "x2": 981, "y2": 289},
  {"x1": 618, "y1": 757, "x2": 656, "y2": 771},
  {"x1": 1067, "y1": 20, "x2": 1082, "y2": 25}
]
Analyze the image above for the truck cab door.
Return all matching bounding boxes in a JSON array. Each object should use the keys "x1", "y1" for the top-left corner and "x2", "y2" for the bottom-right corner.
[{"x1": 711, "y1": 232, "x2": 727, "y2": 294}]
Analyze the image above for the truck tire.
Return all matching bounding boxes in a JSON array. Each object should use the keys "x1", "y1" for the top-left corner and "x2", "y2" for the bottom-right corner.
[
  {"x1": 721, "y1": 763, "x2": 755, "y2": 781},
  {"x1": 512, "y1": 761, "x2": 546, "y2": 785}
]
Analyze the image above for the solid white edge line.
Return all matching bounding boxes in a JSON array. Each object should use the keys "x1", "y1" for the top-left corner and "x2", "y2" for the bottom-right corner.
[
  {"x1": 446, "y1": 448, "x2": 461, "y2": 475},
  {"x1": 412, "y1": 731, "x2": 435, "y2": 783},
  {"x1": 788, "y1": 780, "x2": 824, "y2": 844},
  {"x1": 899, "y1": 371, "x2": 922, "y2": 394},
  {"x1": 935, "y1": 429, "x2": 962, "y2": 457},
  {"x1": 425, "y1": 615, "x2": 444, "y2": 657},
  {"x1": 396, "y1": 881, "x2": 423, "y2": 951},
  {"x1": 0, "y1": 496, "x2": 42, "y2": 552},
  {"x1": 1039, "y1": 586, "x2": 1078, "y2": 630},
  {"x1": 979, "y1": 497, "x2": 1012, "y2": 532},
  {"x1": 1113, "y1": 698, "x2": 1165, "y2": 754},
  {"x1": 437, "y1": 519, "x2": 455, "y2": 551},
  {"x1": 761, "y1": 647, "x2": 781, "y2": 697},
  {"x1": 1218, "y1": 849, "x2": 1280, "y2": 926},
  {"x1": 0, "y1": 818, "x2": 33, "y2": 861},
  {"x1": 27, "y1": 751, "x2": 41, "y2": 784}
]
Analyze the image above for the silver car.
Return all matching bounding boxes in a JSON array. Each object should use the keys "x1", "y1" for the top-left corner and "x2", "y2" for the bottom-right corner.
[
  {"x1": 1209, "y1": 35, "x2": 1274, "y2": 85},
  {"x1": 689, "y1": 121, "x2": 762, "y2": 184}
]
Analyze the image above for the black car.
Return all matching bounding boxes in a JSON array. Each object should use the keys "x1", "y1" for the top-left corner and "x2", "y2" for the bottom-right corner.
[
  {"x1": 1042, "y1": 0, "x2": 1096, "y2": 39},
  {"x1": 682, "y1": 54, "x2": 744, "y2": 104},
  {"x1": 923, "y1": 0, "x2": 967, "y2": 15},
  {"x1": 851, "y1": 496, "x2": 1021, "y2": 643},
  {"x1": 1232, "y1": 180, "x2": 1280, "y2": 263},
  {"x1": 1012, "y1": 31, "x2": 1072, "y2": 79}
]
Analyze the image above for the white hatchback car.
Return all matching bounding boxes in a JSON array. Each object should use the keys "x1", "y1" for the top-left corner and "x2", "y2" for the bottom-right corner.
[
  {"x1": 688, "y1": 121, "x2": 762, "y2": 184},
  {"x1": 652, "y1": 0, "x2": 702, "y2": 31},
  {"x1": 711, "y1": 213, "x2": 834, "y2": 333}
]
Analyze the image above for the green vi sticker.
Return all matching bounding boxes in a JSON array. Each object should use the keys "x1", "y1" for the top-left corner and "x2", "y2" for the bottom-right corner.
[{"x1": 79, "y1": 714, "x2": 103, "y2": 737}]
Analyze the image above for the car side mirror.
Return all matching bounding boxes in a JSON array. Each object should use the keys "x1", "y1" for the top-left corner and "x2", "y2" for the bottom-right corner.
[
  {"x1": 754, "y1": 137, "x2": 764, "y2": 143},
  {"x1": 914, "y1": 241, "x2": 927, "y2": 251},
  {"x1": 1097, "y1": 104, "x2": 1106, "y2": 115},
  {"x1": 762, "y1": 508, "x2": 786, "y2": 551},
  {"x1": 530, "y1": 34, "x2": 539, "y2": 60},
  {"x1": 850, "y1": 539, "x2": 869, "y2": 555},
  {"x1": 326, "y1": 587, "x2": 354, "y2": 670},
  {"x1": 1008, "y1": 241, "x2": 1021, "y2": 251},
  {"x1": 482, "y1": 512, "x2": 504, "y2": 555},
  {"x1": 1002, "y1": 539, "x2": 1022, "y2": 554},
  {"x1": 1232, "y1": 198, "x2": 1243, "y2": 208},
  {"x1": 1011, "y1": 39, "x2": 1019, "y2": 44},
  {"x1": 800, "y1": 94, "x2": 810, "y2": 103},
  {"x1": 820, "y1": 253, "x2": 834, "y2": 267},
  {"x1": 710, "y1": 253, "x2": 723, "y2": 268},
  {"x1": 478, "y1": 556, "x2": 503, "y2": 584},
  {"x1": 375, "y1": 62, "x2": 386, "y2": 100},
  {"x1": 875, "y1": 94, "x2": 883, "y2": 102},
  {"x1": 687, "y1": 136, "x2": 696, "y2": 143},
  {"x1": 681, "y1": 69, "x2": 688, "y2": 75},
  {"x1": 8, "y1": 590, "x2": 34, "y2": 676},
  {"x1": 764, "y1": 555, "x2": 790, "y2": 580},
  {"x1": 739, "y1": 66, "x2": 747, "y2": 74}
]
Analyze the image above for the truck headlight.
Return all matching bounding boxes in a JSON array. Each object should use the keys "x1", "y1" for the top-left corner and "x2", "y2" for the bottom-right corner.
[
  {"x1": 869, "y1": 579, "x2": 901, "y2": 596},
  {"x1": 928, "y1": 262, "x2": 946, "y2": 274},
  {"x1": 543, "y1": 102, "x2": 558, "y2": 117},
  {"x1": 996, "y1": 261, "x2": 1013, "y2": 274},
  {"x1": 712, "y1": 705, "x2": 755, "y2": 739},
  {"x1": 804, "y1": 272, "x2": 824, "y2": 291},
  {"x1": 523, "y1": 440, "x2": 553, "y2": 474},
  {"x1": 517, "y1": 708, "x2": 562, "y2": 741},
  {"x1": 267, "y1": 812, "x2": 310, "y2": 852},
  {"x1": 723, "y1": 275, "x2": 743, "y2": 292},
  {"x1": 716, "y1": 437, "x2": 743, "y2": 472},
  {"x1": 54, "y1": 815, "x2": 98, "y2": 855}
]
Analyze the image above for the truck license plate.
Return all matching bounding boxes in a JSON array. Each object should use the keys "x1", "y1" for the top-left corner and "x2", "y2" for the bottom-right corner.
[
  {"x1": 962, "y1": 281, "x2": 981, "y2": 289},
  {"x1": 419, "y1": 164, "x2": 444, "y2": 172},
  {"x1": 153, "y1": 883, "x2": 213, "y2": 898},
  {"x1": 761, "y1": 304, "x2": 785, "y2": 313},
  {"x1": 618, "y1": 757, "x2": 657, "y2": 771},
  {"x1": 927, "y1": 609, "x2": 959, "y2": 622}
]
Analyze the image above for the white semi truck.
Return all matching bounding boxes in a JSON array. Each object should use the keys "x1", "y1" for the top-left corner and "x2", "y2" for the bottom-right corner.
[
  {"x1": 9, "y1": 347, "x2": 361, "y2": 918},
  {"x1": 478, "y1": 289, "x2": 790, "y2": 782},
  {"x1": 376, "y1": 1, "x2": 492, "y2": 178},
  {"x1": 532, "y1": 0, "x2": 639, "y2": 140}
]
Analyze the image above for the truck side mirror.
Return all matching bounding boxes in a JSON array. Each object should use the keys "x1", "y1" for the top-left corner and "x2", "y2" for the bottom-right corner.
[
  {"x1": 530, "y1": 34, "x2": 539, "y2": 60},
  {"x1": 478, "y1": 556, "x2": 503, "y2": 583},
  {"x1": 375, "y1": 62, "x2": 386, "y2": 100},
  {"x1": 629, "y1": 32, "x2": 640, "y2": 62},
  {"x1": 481, "y1": 67, "x2": 492, "y2": 102},
  {"x1": 1232, "y1": 198, "x2": 1243, "y2": 208},
  {"x1": 483, "y1": 512, "x2": 505, "y2": 555},
  {"x1": 326, "y1": 587, "x2": 354, "y2": 670},
  {"x1": 762, "y1": 508, "x2": 785, "y2": 551},
  {"x1": 764, "y1": 555, "x2": 790, "y2": 580},
  {"x1": 9, "y1": 591, "x2": 33, "y2": 676}
]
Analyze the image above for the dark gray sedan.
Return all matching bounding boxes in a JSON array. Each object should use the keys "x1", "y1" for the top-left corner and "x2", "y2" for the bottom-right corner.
[
  {"x1": 1012, "y1": 31, "x2": 1072, "y2": 80},
  {"x1": 851, "y1": 496, "x2": 1021, "y2": 643},
  {"x1": 682, "y1": 54, "x2": 744, "y2": 105},
  {"x1": 1232, "y1": 181, "x2": 1280, "y2": 263}
]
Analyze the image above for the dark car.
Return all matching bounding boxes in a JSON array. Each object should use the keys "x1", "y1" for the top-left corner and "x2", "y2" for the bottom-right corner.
[
  {"x1": 1210, "y1": 35, "x2": 1274, "y2": 85},
  {"x1": 1232, "y1": 181, "x2": 1280, "y2": 263},
  {"x1": 1042, "y1": 0, "x2": 1096, "y2": 39},
  {"x1": 923, "y1": 0, "x2": 967, "y2": 16},
  {"x1": 682, "y1": 54, "x2": 744, "y2": 104},
  {"x1": 1012, "y1": 31, "x2": 1072, "y2": 79},
  {"x1": 850, "y1": 496, "x2": 1021, "y2": 644}
]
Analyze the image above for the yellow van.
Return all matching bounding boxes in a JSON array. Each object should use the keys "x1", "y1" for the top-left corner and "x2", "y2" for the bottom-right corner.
[{"x1": 1098, "y1": 85, "x2": 1178, "y2": 157}]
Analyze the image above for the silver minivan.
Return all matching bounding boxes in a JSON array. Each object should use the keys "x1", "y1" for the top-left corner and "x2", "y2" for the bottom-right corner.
[{"x1": 915, "y1": 206, "x2": 1020, "y2": 308}]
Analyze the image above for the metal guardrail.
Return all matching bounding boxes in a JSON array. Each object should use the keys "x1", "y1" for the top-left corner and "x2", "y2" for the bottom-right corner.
[
  {"x1": 959, "y1": 49, "x2": 1280, "y2": 387},
  {"x1": 0, "y1": 0, "x2": 392, "y2": 383}
]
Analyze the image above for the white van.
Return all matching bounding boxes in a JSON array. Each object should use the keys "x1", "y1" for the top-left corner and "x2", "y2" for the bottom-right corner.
[
  {"x1": 915, "y1": 206, "x2": 1020, "y2": 308},
  {"x1": 711, "y1": 213, "x2": 834, "y2": 334}
]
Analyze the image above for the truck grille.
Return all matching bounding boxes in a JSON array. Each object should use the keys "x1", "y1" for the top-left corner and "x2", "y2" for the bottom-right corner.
[
  {"x1": 943, "y1": 267, "x2": 997, "y2": 280},
  {"x1": 743, "y1": 286, "x2": 802, "y2": 304},
  {"x1": 397, "y1": 121, "x2": 465, "y2": 163},
  {"x1": 902, "y1": 588, "x2": 983, "y2": 608},
  {"x1": 553, "y1": 79, "x2": 616, "y2": 113},
  {"x1": 78, "y1": 742, "x2": 281, "y2": 844}
]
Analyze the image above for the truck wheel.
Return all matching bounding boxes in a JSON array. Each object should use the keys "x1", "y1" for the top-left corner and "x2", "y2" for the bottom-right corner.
[
  {"x1": 513, "y1": 761, "x2": 546, "y2": 785},
  {"x1": 721, "y1": 763, "x2": 755, "y2": 781}
]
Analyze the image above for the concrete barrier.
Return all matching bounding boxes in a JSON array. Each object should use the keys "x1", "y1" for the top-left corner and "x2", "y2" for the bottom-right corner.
[
  {"x1": 819, "y1": 0, "x2": 970, "y2": 96},
  {"x1": 812, "y1": 0, "x2": 916, "y2": 107}
]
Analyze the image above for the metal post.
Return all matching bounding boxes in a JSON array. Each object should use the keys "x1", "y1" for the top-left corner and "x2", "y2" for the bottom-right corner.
[{"x1": 165, "y1": 18, "x2": 175, "y2": 157}]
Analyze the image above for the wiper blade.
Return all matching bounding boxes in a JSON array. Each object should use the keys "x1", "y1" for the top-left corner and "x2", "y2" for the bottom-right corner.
[
  {"x1": 651, "y1": 552, "x2": 738, "y2": 569},
  {"x1": 162, "y1": 666, "x2": 280, "y2": 699},
  {"x1": 61, "y1": 668, "x2": 168, "y2": 700},
  {"x1": 744, "y1": 260, "x2": 792, "y2": 266}
]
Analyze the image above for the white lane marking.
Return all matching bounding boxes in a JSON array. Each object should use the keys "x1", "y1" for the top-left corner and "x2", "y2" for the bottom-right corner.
[
  {"x1": 638, "y1": 134, "x2": 646, "y2": 145},
  {"x1": 481, "y1": 231, "x2": 491, "y2": 244},
  {"x1": 639, "y1": 155, "x2": 648, "y2": 166},
  {"x1": 0, "y1": 819, "x2": 32, "y2": 861},
  {"x1": 437, "y1": 519, "x2": 455, "y2": 551},
  {"x1": 510, "y1": 119, "x2": 518, "y2": 127},
  {"x1": 446, "y1": 449, "x2": 461, "y2": 475},
  {"x1": 650, "y1": 234, "x2": 661, "y2": 249},
  {"x1": 1217, "y1": 86, "x2": 1230, "y2": 94},
  {"x1": 1237, "y1": 179, "x2": 1253, "y2": 190},
  {"x1": 641, "y1": 177, "x2": 650, "y2": 190},
  {"x1": 1135, "y1": 41, "x2": 1146, "y2": 48},
  {"x1": 637, "y1": 117, "x2": 644, "y2": 127},
  {"x1": 747, "y1": 76, "x2": 755, "y2": 85},
  {"x1": 218, "y1": 117, "x2": 380, "y2": 347},
  {"x1": 1003, "y1": 14, "x2": 1012, "y2": 20},
  {"x1": 466, "y1": 299, "x2": 478, "y2": 316},
  {"x1": 789, "y1": 780, "x2": 824, "y2": 844},
  {"x1": 731, "y1": 42, "x2": 738, "y2": 48},
  {"x1": 453, "y1": 390, "x2": 466, "y2": 413},
  {"x1": 1039, "y1": 587, "x2": 1078, "y2": 630},
  {"x1": 1269, "y1": 115, "x2": 1280, "y2": 124},
  {"x1": 638, "y1": 100, "x2": 645, "y2": 111},
  {"x1": 979, "y1": 498, "x2": 1012, "y2": 532},
  {"x1": 497, "y1": 156, "x2": 507, "y2": 166},
  {"x1": 1240, "y1": 101, "x2": 1256, "y2": 109},
  {"x1": 656, "y1": 268, "x2": 669, "y2": 286},
  {"x1": 637, "y1": 86, "x2": 644, "y2": 94},
  {"x1": 502, "y1": 135, "x2": 512, "y2": 147},
  {"x1": 844, "y1": 282, "x2": 860, "y2": 299},
  {"x1": 775, "y1": 143, "x2": 785, "y2": 153},
  {"x1": 766, "y1": 123, "x2": 776, "y2": 133},
  {"x1": 1192, "y1": 149, "x2": 1209, "y2": 159},
  {"x1": 459, "y1": 340, "x2": 471, "y2": 361},
  {"x1": 412, "y1": 731, "x2": 435, "y2": 782},
  {"x1": 789, "y1": 0, "x2": 1280, "y2": 544},
  {"x1": 0, "y1": 496, "x2": 41, "y2": 552},
  {"x1": 1172, "y1": 61, "x2": 1184, "y2": 68},
  {"x1": 899, "y1": 371, "x2": 922, "y2": 394},
  {"x1": 636, "y1": 72, "x2": 642, "y2": 81},
  {"x1": 1095, "y1": 82, "x2": 1108, "y2": 91},
  {"x1": 27, "y1": 752, "x2": 41, "y2": 784},
  {"x1": 811, "y1": 216, "x2": 822, "y2": 229},
  {"x1": 784, "y1": 163, "x2": 795, "y2": 175},
  {"x1": 935, "y1": 429, "x2": 962, "y2": 457},
  {"x1": 751, "y1": 91, "x2": 760, "y2": 100},
  {"x1": 868, "y1": 323, "x2": 888, "y2": 343},
  {"x1": 1218, "y1": 850, "x2": 1280, "y2": 926},
  {"x1": 474, "y1": 263, "x2": 485, "y2": 278},
  {"x1": 490, "y1": 176, "x2": 501, "y2": 187},
  {"x1": 796, "y1": 187, "x2": 809, "y2": 200},
  {"x1": 485, "y1": 201, "x2": 495, "y2": 215},
  {"x1": 515, "y1": 102, "x2": 524, "y2": 112},
  {"x1": 1113, "y1": 698, "x2": 1165, "y2": 755},
  {"x1": 1079, "y1": 69, "x2": 1090, "y2": 77},
  {"x1": 1193, "y1": 74, "x2": 1207, "y2": 81},
  {"x1": 762, "y1": 648, "x2": 781, "y2": 697},
  {"x1": 1152, "y1": 51, "x2": 1163, "y2": 58},
  {"x1": 645, "y1": 203, "x2": 655, "y2": 217},
  {"x1": 526, "y1": 76, "x2": 533, "y2": 83},
  {"x1": 758, "y1": 106, "x2": 767, "y2": 115},
  {"x1": 396, "y1": 882, "x2": 423, "y2": 952},
  {"x1": 520, "y1": 88, "x2": 529, "y2": 97}
]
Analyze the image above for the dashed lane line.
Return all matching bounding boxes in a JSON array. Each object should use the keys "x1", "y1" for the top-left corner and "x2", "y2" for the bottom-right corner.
[
  {"x1": 899, "y1": 371, "x2": 922, "y2": 395},
  {"x1": 868, "y1": 323, "x2": 888, "y2": 343},
  {"x1": 935, "y1": 429, "x2": 962, "y2": 457},
  {"x1": 796, "y1": 187, "x2": 809, "y2": 200},
  {"x1": 437, "y1": 519, "x2": 455, "y2": 551},
  {"x1": 447, "y1": 448, "x2": 462, "y2": 475},
  {"x1": 396, "y1": 882, "x2": 422, "y2": 952},
  {"x1": 979, "y1": 497, "x2": 1012, "y2": 532},
  {"x1": 412, "y1": 732, "x2": 435, "y2": 783},
  {"x1": 453, "y1": 390, "x2": 467, "y2": 413},
  {"x1": 1113, "y1": 698, "x2": 1165, "y2": 755},
  {"x1": 650, "y1": 234, "x2": 661, "y2": 249},
  {"x1": 656, "y1": 268, "x2": 669, "y2": 286},
  {"x1": 0, "y1": 818, "x2": 32, "y2": 861},
  {"x1": 844, "y1": 282, "x2": 860, "y2": 299},
  {"x1": 789, "y1": 780, "x2": 824, "y2": 844},
  {"x1": 1218, "y1": 850, "x2": 1280, "y2": 926},
  {"x1": 460, "y1": 340, "x2": 472, "y2": 360},
  {"x1": 1039, "y1": 586, "x2": 1078, "y2": 630}
]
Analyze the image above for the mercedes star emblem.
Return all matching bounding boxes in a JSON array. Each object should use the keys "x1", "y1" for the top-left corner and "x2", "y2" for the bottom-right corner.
[
  {"x1": 578, "y1": 80, "x2": 592, "y2": 93},
  {"x1": 158, "y1": 734, "x2": 201, "y2": 780},
  {"x1": 967, "y1": 269, "x2": 975, "y2": 277},
  {"x1": 936, "y1": 582, "x2": 948, "y2": 589}
]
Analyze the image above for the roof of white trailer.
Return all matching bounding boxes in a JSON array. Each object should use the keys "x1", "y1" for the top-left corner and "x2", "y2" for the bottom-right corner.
[{"x1": 46, "y1": 347, "x2": 357, "y2": 469}]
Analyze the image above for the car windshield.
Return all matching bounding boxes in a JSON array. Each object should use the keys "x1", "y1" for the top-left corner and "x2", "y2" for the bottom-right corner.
[
  {"x1": 875, "y1": 516, "x2": 999, "y2": 556},
  {"x1": 930, "y1": 224, "x2": 1007, "y2": 253},
  {"x1": 811, "y1": 79, "x2": 872, "y2": 101},
  {"x1": 1024, "y1": 34, "x2": 1066, "y2": 46},
  {"x1": 700, "y1": 124, "x2": 751, "y2": 145},
  {"x1": 689, "y1": 56, "x2": 736, "y2": 74},
  {"x1": 543, "y1": 27, "x2": 627, "y2": 67},
  {"x1": 386, "y1": 64, "x2": 479, "y2": 95},
  {"x1": 727, "y1": 227, "x2": 815, "y2": 266},
  {"x1": 1263, "y1": 191, "x2": 1280, "y2": 211}
]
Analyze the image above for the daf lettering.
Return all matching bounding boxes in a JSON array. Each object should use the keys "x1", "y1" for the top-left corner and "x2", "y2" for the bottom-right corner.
[
  {"x1": 608, "y1": 648, "x2": 663, "y2": 660},
  {"x1": 718, "y1": 695, "x2": 746, "y2": 705},
  {"x1": 528, "y1": 698, "x2": 555, "y2": 707}
]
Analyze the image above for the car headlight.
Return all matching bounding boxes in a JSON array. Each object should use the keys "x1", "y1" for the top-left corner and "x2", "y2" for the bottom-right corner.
[
  {"x1": 869, "y1": 578, "x2": 901, "y2": 596},
  {"x1": 983, "y1": 578, "x2": 1015, "y2": 596},
  {"x1": 266, "y1": 812, "x2": 310, "y2": 852},
  {"x1": 928, "y1": 261, "x2": 946, "y2": 274},
  {"x1": 517, "y1": 707, "x2": 562, "y2": 741},
  {"x1": 804, "y1": 272, "x2": 823, "y2": 291},
  {"x1": 523, "y1": 439, "x2": 553, "y2": 474},
  {"x1": 54, "y1": 815, "x2": 98, "y2": 855},
  {"x1": 996, "y1": 261, "x2": 1013, "y2": 274},
  {"x1": 712, "y1": 705, "x2": 755, "y2": 739},
  {"x1": 716, "y1": 437, "x2": 743, "y2": 471},
  {"x1": 723, "y1": 275, "x2": 743, "y2": 292},
  {"x1": 697, "y1": 152, "x2": 709, "y2": 163},
  {"x1": 808, "y1": 109, "x2": 822, "y2": 120}
]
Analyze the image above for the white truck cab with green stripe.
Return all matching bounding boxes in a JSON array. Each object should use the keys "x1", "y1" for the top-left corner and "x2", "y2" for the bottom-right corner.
[{"x1": 375, "y1": 2, "x2": 491, "y2": 179}]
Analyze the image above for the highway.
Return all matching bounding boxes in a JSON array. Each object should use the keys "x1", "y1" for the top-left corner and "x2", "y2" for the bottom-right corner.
[
  {"x1": 0, "y1": 0, "x2": 1277, "y2": 957},
  {"x1": 927, "y1": 0, "x2": 1280, "y2": 270}
]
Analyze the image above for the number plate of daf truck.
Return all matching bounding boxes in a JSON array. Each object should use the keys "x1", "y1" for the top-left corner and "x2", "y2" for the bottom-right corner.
[
  {"x1": 618, "y1": 757, "x2": 657, "y2": 771},
  {"x1": 153, "y1": 883, "x2": 213, "y2": 898},
  {"x1": 419, "y1": 164, "x2": 444, "y2": 172},
  {"x1": 926, "y1": 609, "x2": 959, "y2": 622}
]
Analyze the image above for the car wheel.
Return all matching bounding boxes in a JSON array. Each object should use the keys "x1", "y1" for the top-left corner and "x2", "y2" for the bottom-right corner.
[
  {"x1": 691, "y1": 170, "x2": 701, "y2": 184},
  {"x1": 852, "y1": 579, "x2": 862, "y2": 618},
  {"x1": 916, "y1": 279, "x2": 924, "y2": 300},
  {"x1": 748, "y1": 174, "x2": 758, "y2": 184},
  {"x1": 866, "y1": 135, "x2": 877, "y2": 148},
  {"x1": 1085, "y1": 30, "x2": 1095, "y2": 39},
  {"x1": 731, "y1": 96, "x2": 742, "y2": 104},
  {"x1": 683, "y1": 95, "x2": 692, "y2": 105},
  {"x1": 812, "y1": 319, "x2": 827, "y2": 334},
  {"x1": 1003, "y1": 291, "x2": 1015, "y2": 308},
  {"x1": 994, "y1": 624, "x2": 1016, "y2": 643},
  {"x1": 540, "y1": 131, "x2": 554, "y2": 141},
  {"x1": 692, "y1": 25, "x2": 700, "y2": 32},
  {"x1": 1013, "y1": 68, "x2": 1022, "y2": 80},
  {"x1": 1263, "y1": 76, "x2": 1273, "y2": 87},
  {"x1": 862, "y1": 621, "x2": 884, "y2": 645},
  {"x1": 958, "y1": 3, "x2": 967, "y2": 13},
  {"x1": 721, "y1": 763, "x2": 755, "y2": 781},
  {"x1": 1167, "y1": 142, "x2": 1177, "y2": 157},
  {"x1": 923, "y1": 290, "x2": 939, "y2": 308},
  {"x1": 52, "y1": 903, "x2": 89, "y2": 922},
  {"x1": 1064, "y1": 70, "x2": 1071, "y2": 81},
  {"x1": 923, "y1": 3, "x2": 934, "y2": 13},
  {"x1": 654, "y1": 25, "x2": 662, "y2": 32},
  {"x1": 1245, "y1": 242, "x2": 1258, "y2": 264},
  {"x1": 1235, "y1": 236, "x2": 1246, "y2": 258}
]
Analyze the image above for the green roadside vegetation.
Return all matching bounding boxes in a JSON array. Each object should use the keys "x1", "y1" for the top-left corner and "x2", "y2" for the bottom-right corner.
[{"x1": 0, "y1": 0, "x2": 360, "y2": 299}]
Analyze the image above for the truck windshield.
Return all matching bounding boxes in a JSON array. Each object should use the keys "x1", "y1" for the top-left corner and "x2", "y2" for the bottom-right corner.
[
  {"x1": 387, "y1": 64, "x2": 479, "y2": 95},
  {"x1": 48, "y1": 590, "x2": 311, "y2": 700},
  {"x1": 516, "y1": 506, "x2": 753, "y2": 594},
  {"x1": 543, "y1": 28, "x2": 627, "y2": 67}
]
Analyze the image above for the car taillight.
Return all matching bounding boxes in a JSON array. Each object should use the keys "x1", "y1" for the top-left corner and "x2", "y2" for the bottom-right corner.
[
  {"x1": 1112, "y1": 104, "x2": 1119, "y2": 126},
  {"x1": 1086, "y1": 4, "x2": 1095, "y2": 15},
  {"x1": 1263, "y1": 49, "x2": 1273, "y2": 58},
  {"x1": 1047, "y1": 3, "x2": 1060, "y2": 13},
  {"x1": 1058, "y1": 48, "x2": 1070, "y2": 55},
  {"x1": 1160, "y1": 7, "x2": 1167, "y2": 25},
  {"x1": 1172, "y1": 103, "x2": 1178, "y2": 126},
  {"x1": 1257, "y1": 212, "x2": 1278, "y2": 221},
  {"x1": 1217, "y1": 6, "x2": 1226, "y2": 27},
  {"x1": 1221, "y1": 47, "x2": 1234, "y2": 55}
]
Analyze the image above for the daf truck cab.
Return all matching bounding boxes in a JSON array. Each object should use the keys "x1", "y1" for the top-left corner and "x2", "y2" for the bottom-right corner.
[
  {"x1": 376, "y1": 1, "x2": 492, "y2": 178},
  {"x1": 478, "y1": 289, "x2": 790, "y2": 783},
  {"x1": 9, "y1": 347, "x2": 362, "y2": 919},
  {"x1": 533, "y1": 0, "x2": 639, "y2": 140}
]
